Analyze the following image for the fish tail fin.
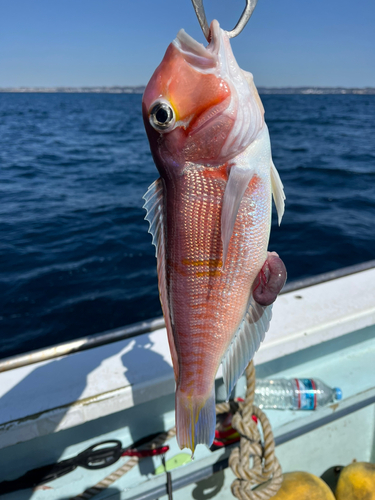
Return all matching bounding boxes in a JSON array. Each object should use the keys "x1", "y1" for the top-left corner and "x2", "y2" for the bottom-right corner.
[{"x1": 175, "y1": 385, "x2": 216, "y2": 456}]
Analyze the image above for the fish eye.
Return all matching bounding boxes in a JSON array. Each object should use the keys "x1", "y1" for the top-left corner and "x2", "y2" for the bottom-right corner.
[{"x1": 149, "y1": 101, "x2": 175, "y2": 132}]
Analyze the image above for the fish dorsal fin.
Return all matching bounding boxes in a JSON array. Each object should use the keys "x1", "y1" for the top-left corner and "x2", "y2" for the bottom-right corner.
[
  {"x1": 143, "y1": 178, "x2": 164, "y2": 257},
  {"x1": 143, "y1": 179, "x2": 179, "y2": 381},
  {"x1": 271, "y1": 160, "x2": 285, "y2": 225},
  {"x1": 222, "y1": 296, "x2": 272, "y2": 399}
]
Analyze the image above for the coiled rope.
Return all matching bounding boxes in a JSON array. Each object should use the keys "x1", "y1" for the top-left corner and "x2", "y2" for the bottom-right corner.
[
  {"x1": 227, "y1": 361, "x2": 283, "y2": 499},
  {"x1": 71, "y1": 360, "x2": 282, "y2": 500}
]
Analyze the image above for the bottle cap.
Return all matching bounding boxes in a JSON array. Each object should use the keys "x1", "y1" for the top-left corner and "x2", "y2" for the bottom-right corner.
[{"x1": 334, "y1": 387, "x2": 342, "y2": 400}]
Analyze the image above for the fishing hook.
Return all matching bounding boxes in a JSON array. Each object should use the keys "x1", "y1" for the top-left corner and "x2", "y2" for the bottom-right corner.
[{"x1": 190, "y1": 0, "x2": 258, "y2": 41}]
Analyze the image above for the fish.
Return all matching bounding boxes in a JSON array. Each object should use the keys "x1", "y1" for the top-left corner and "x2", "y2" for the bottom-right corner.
[{"x1": 142, "y1": 20, "x2": 286, "y2": 453}]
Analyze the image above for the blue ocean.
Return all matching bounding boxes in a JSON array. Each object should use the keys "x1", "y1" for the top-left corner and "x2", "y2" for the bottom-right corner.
[{"x1": 0, "y1": 93, "x2": 374, "y2": 359}]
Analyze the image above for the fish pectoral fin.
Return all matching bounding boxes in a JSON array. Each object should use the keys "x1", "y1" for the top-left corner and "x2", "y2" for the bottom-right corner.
[
  {"x1": 143, "y1": 179, "x2": 179, "y2": 382},
  {"x1": 221, "y1": 125, "x2": 273, "y2": 267},
  {"x1": 176, "y1": 385, "x2": 216, "y2": 455},
  {"x1": 271, "y1": 160, "x2": 285, "y2": 225},
  {"x1": 221, "y1": 162, "x2": 255, "y2": 266},
  {"x1": 222, "y1": 296, "x2": 272, "y2": 400}
]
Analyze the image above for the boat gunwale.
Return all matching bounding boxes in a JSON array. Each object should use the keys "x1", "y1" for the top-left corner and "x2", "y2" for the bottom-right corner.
[{"x1": 1, "y1": 259, "x2": 374, "y2": 373}]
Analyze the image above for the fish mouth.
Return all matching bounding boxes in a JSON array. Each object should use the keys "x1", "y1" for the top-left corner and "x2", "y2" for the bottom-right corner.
[{"x1": 173, "y1": 20, "x2": 224, "y2": 71}]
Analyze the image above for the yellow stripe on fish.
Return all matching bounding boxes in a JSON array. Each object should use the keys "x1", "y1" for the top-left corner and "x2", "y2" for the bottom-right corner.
[{"x1": 181, "y1": 258, "x2": 223, "y2": 267}]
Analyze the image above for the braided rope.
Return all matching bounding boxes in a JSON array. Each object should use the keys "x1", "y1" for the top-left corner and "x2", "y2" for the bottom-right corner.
[{"x1": 228, "y1": 361, "x2": 283, "y2": 499}]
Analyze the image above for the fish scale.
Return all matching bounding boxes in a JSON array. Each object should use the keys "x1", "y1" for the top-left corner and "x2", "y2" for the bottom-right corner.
[{"x1": 165, "y1": 164, "x2": 270, "y2": 393}]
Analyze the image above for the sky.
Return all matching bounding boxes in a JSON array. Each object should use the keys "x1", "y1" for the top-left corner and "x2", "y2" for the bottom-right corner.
[{"x1": 0, "y1": 0, "x2": 374, "y2": 88}]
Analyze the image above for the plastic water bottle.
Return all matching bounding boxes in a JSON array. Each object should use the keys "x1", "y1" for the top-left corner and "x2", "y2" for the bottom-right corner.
[{"x1": 254, "y1": 378, "x2": 342, "y2": 410}]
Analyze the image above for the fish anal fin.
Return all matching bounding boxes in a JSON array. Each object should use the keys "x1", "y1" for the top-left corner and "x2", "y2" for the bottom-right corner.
[
  {"x1": 271, "y1": 160, "x2": 285, "y2": 225},
  {"x1": 222, "y1": 296, "x2": 272, "y2": 399},
  {"x1": 175, "y1": 385, "x2": 216, "y2": 455},
  {"x1": 143, "y1": 179, "x2": 179, "y2": 381}
]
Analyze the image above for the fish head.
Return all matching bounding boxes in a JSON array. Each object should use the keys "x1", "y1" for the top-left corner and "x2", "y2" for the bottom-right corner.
[{"x1": 142, "y1": 20, "x2": 264, "y2": 173}]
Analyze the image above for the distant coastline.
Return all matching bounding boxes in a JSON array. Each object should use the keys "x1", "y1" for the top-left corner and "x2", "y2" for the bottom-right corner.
[{"x1": 0, "y1": 86, "x2": 374, "y2": 95}]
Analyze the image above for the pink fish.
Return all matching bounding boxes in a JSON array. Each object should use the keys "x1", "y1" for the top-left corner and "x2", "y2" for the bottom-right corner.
[{"x1": 142, "y1": 21, "x2": 285, "y2": 453}]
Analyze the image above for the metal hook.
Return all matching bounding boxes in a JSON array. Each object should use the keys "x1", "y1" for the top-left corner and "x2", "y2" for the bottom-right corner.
[{"x1": 190, "y1": 0, "x2": 258, "y2": 42}]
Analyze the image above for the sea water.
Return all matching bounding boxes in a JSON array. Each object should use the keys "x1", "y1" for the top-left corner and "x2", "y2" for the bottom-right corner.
[{"x1": 0, "y1": 93, "x2": 374, "y2": 358}]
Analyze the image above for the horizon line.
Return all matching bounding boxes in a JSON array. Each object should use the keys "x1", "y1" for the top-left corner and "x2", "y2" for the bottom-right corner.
[{"x1": 0, "y1": 85, "x2": 374, "y2": 95}]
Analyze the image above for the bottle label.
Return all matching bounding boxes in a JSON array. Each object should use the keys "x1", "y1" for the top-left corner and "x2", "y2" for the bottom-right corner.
[{"x1": 295, "y1": 379, "x2": 317, "y2": 410}]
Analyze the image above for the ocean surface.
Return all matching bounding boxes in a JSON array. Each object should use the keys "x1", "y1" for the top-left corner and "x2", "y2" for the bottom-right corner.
[{"x1": 0, "y1": 93, "x2": 374, "y2": 359}]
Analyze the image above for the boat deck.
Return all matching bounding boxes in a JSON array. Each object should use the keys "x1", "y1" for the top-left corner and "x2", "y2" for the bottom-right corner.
[{"x1": 0, "y1": 266, "x2": 374, "y2": 499}]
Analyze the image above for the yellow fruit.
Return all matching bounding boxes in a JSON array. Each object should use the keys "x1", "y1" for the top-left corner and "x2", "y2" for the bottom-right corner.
[
  {"x1": 335, "y1": 461, "x2": 375, "y2": 500},
  {"x1": 271, "y1": 471, "x2": 336, "y2": 499}
]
